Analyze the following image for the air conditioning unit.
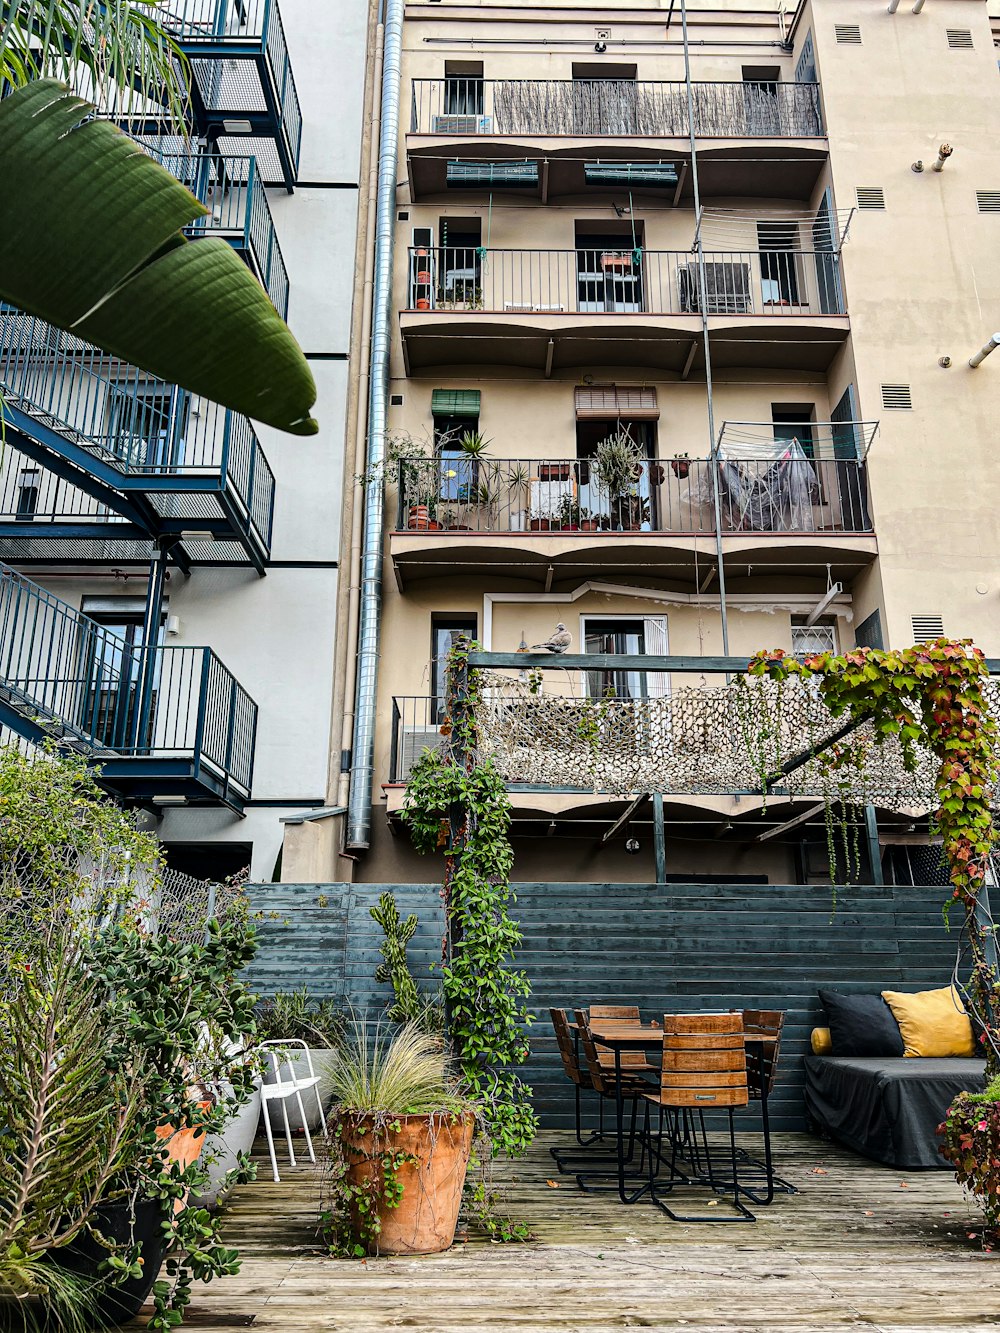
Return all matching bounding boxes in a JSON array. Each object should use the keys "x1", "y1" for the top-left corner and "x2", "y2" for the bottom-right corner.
[
  {"x1": 431, "y1": 114, "x2": 492, "y2": 134},
  {"x1": 400, "y1": 728, "x2": 442, "y2": 777}
]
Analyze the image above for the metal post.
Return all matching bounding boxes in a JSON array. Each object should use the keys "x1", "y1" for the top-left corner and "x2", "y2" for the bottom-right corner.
[
  {"x1": 652, "y1": 792, "x2": 666, "y2": 885},
  {"x1": 864, "y1": 804, "x2": 884, "y2": 885},
  {"x1": 680, "y1": 0, "x2": 730, "y2": 657},
  {"x1": 132, "y1": 540, "x2": 169, "y2": 752}
]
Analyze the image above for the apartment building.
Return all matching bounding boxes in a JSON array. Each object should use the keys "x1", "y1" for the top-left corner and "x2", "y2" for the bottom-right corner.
[
  {"x1": 0, "y1": 0, "x2": 373, "y2": 881},
  {"x1": 328, "y1": 0, "x2": 1000, "y2": 887}
]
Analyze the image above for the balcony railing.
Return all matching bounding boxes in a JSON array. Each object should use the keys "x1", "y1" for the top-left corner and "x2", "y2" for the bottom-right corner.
[
  {"x1": 157, "y1": 0, "x2": 303, "y2": 187},
  {"x1": 0, "y1": 566, "x2": 257, "y2": 806},
  {"x1": 395, "y1": 454, "x2": 873, "y2": 537},
  {"x1": 390, "y1": 696, "x2": 445, "y2": 781},
  {"x1": 406, "y1": 248, "x2": 845, "y2": 318},
  {"x1": 141, "y1": 147, "x2": 289, "y2": 318},
  {"x1": 411, "y1": 79, "x2": 823, "y2": 138},
  {"x1": 0, "y1": 311, "x2": 275, "y2": 565}
]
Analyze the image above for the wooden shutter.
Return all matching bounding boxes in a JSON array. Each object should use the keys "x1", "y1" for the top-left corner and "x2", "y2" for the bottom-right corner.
[{"x1": 574, "y1": 386, "x2": 659, "y2": 419}]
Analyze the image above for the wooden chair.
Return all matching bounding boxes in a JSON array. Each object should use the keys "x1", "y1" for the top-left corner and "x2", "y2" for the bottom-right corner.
[
  {"x1": 548, "y1": 1007, "x2": 606, "y2": 1167},
  {"x1": 573, "y1": 1008, "x2": 656, "y2": 1191},
  {"x1": 589, "y1": 1004, "x2": 656, "y2": 1075},
  {"x1": 642, "y1": 1013, "x2": 755, "y2": 1222},
  {"x1": 736, "y1": 1009, "x2": 795, "y2": 1203}
]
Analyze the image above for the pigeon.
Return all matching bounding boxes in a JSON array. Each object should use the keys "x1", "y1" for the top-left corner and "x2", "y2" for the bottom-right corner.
[{"x1": 531, "y1": 623, "x2": 572, "y2": 654}]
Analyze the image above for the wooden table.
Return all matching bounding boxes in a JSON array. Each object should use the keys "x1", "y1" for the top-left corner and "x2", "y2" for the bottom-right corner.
[{"x1": 585, "y1": 1021, "x2": 778, "y2": 1206}]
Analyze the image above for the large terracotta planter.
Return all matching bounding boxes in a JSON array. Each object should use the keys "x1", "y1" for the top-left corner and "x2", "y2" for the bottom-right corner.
[{"x1": 334, "y1": 1111, "x2": 475, "y2": 1255}]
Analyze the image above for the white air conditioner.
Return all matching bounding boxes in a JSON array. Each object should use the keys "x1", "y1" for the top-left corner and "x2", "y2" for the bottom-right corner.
[
  {"x1": 431, "y1": 114, "x2": 492, "y2": 134},
  {"x1": 400, "y1": 728, "x2": 442, "y2": 777}
]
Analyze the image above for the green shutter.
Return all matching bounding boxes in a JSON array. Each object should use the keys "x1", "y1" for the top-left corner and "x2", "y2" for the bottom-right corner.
[{"x1": 431, "y1": 389, "x2": 481, "y2": 418}]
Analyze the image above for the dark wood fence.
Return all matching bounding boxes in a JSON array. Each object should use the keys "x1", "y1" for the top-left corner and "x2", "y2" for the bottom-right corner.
[{"x1": 247, "y1": 880, "x2": 960, "y2": 1132}]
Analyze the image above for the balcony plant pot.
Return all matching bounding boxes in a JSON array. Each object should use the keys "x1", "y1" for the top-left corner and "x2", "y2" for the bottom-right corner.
[
  {"x1": 407, "y1": 505, "x2": 442, "y2": 532},
  {"x1": 528, "y1": 517, "x2": 553, "y2": 531},
  {"x1": 333, "y1": 1110, "x2": 475, "y2": 1256},
  {"x1": 537, "y1": 463, "x2": 571, "y2": 482},
  {"x1": 193, "y1": 1084, "x2": 263, "y2": 1209},
  {"x1": 414, "y1": 297, "x2": 431, "y2": 311},
  {"x1": 41, "y1": 1194, "x2": 170, "y2": 1329},
  {"x1": 579, "y1": 518, "x2": 602, "y2": 532}
]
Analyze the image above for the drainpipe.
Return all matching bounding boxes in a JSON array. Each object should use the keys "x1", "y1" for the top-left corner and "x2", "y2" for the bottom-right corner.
[{"x1": 346, "y1": 0, "x2": 404, "y2": 849}]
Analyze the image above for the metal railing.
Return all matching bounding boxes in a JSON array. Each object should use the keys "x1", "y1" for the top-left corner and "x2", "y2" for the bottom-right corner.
[
  {"x1": 158, "y1": 0, "x2": 303, "y2": 178},
  {"x1": 406, "y1": 247, "x2": 845, "y2": 317},
  {"x1": 0, "y1": 311, "x2": 275, "y2": 554},
  {"x1": 389, "y1": 696, "x2": 445, "y2": 781},
  {"x1": 410, "y1": 78, "x2": 823, "y2": 138},
  {"x1": 140, "y1": 147, "x2": 290, "y2": 317},
  {"x1": 0, "y1": 566, "x2": 257, "y2": 799},
  {"x1": 395, "y1": 455, "x2": 873, "y2": 536}
]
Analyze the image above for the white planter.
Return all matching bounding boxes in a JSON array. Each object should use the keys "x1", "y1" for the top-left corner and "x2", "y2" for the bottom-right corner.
[
  {"x1": 262, "y1": 1046, "x2": 335, "y2": 1134},
  {"x1": 194, "y1": 1085, "x2": 262, "y2": 1209}
]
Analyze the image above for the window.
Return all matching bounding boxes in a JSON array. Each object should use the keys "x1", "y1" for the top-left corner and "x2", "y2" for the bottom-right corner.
[
  {"x1": 430, "y1": 616, "x2": 477, "y2": 718},
  {"x1": 574, "y1": 417, "x2": 656, "y2": 530},
  {"x1": 15, "y1": 467, "x2": 39, "y2": 521},
  {"x1": 575, "y1": 224, "x2": 644, "y2": 314},
  {"x1": 106, "y1": 384, "x2": 188, "y2": 469},
  {"x1": 771, "y1": 405, "x2": 815, "y2": 457},
  {"x1": 571, "y1": 63, "x2": 638, "y2": 135},
  {"x1": 443, "y1": 61, "x2": 483, "y2": 115},
  {"x1": 434, "y1": 411, "x2": 480, "y2": 503},
  {"x1": 438, "y1": 217, "x2": 481, "y2": 309},
  {"x1": 792, "y1": 619, "x2": 837, "y2": 656},
  {"x1": 757, "y1": 221, "x2": 801, "y2": 306},
  {"x1": 79, "y1": 599, "x2": 167, "y2": 748},
  {"x1": 582, "y1": 616, "x2": 669, "y2": 711},
  {"x1": 795, "y1": 31, "x2": 816, "y2": 84}
]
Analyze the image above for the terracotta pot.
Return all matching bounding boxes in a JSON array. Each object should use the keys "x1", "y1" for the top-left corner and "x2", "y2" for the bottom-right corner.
[
  {"x1": 408, "y1": 505, "x2": 439, "y2": 530},
  {"x1": 415, "y1": 297, "x2": 431, "y2": 311},
  {"x1": 335, "y1": 1111, "x2": 475, "y2": 1256},
  {"x1": 579, "y1": 519, "x2": 601, "y2": 531},
  {"x1": 528, "y1": 517, "x2": 553, "y2": 531}
]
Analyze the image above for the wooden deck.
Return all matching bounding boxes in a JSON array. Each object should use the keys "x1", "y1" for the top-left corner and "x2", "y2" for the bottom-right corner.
[{"x1": 129, "y1": 1132, "x2": 1000, "y2": 1332}]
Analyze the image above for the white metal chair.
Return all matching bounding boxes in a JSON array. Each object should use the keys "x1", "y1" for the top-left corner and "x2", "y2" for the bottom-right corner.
[{"x1": 259, "y1": 1039, "x2": 325, "y2": 1183}]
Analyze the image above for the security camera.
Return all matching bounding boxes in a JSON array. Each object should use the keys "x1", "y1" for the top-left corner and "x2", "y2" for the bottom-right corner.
[
  {"x1": 624, "y1": 837, "x2": 641, "y2": 855},
  {"x1": 594, "y1": 40, "x2": 607, "y2": 53}
]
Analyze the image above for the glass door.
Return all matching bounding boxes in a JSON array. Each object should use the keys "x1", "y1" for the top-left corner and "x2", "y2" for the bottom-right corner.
[{"x1": 81, "y1": 612, "x2": 164, "y2": 750}]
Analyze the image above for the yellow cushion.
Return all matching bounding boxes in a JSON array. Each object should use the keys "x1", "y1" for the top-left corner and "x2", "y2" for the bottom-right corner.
[
  {"x1": 810, "y1": 1026, "x2": 833, "y2": 1055},
  {"x1": 880, "y1": 986, "x2": 975, "y2": 1058}
]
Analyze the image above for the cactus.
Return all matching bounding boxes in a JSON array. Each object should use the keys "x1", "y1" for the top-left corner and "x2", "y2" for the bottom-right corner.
[{"x1": 370, "y1": 891, "x2": 421, "y2": 1023}]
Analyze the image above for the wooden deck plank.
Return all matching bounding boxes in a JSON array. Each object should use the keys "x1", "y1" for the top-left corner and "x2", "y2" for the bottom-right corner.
[{"x1": 124, "y1": 1132, "x2": 1000, "y2": 1332}]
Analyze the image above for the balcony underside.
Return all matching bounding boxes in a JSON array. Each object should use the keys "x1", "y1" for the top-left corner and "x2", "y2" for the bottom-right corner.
[
  {"x1": 0, "y1": 695, "x2": 247, "y2": 813},
  {"x1": 399, "y1": 313, "x2": 851, "y2": 375},
  {"x1": 0, "y1": 525, "x2": 259, "y2": 568},
  {"x1": 388, "y1": 531, "x2": 878, "y2": 590},
  {"x1": 406, "y1": 139, "x2": 828, "y2": 204}
]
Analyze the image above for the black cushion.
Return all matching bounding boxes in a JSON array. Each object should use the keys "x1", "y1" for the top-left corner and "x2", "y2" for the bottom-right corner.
[{"x1": 818, "y1": 989, "x2": 905, "y2": 1057}]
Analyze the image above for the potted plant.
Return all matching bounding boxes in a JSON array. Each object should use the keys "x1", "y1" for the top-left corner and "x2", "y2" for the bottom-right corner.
[
  {"x1": 256, "y1": 989, "x2": 344, "y2": 1134},
  {"x1": 527, "y1": 510, "x2": 554, "y2": 532},
  {"x1": 593, "y1": 428, "x2": 647, "y2": 530},
  {"x1": 322, "y1": 1021, "x2": 477, "y2": 1257},
  {"x1": 939, "y1": 1074, "x2": 1000, "y2": 1246}
]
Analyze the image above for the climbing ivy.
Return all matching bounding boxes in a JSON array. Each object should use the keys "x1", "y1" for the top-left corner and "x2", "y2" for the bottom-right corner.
[
  {"x1": 749, "y1": 640, "x2": 1000, "y2": 1077},
  {"x1": 401, "y1": 638, "x2": 537, "y2": 1168}
]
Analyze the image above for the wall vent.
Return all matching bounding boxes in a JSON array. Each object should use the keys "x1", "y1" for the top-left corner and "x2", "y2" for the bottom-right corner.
[
  {"x1": 835, "y1": 24, "x2": 862, "y2": 45},
  {"x1": 947, "y1": 29, "x2": 974, "y2": 50},
  {"x1": 881, "y1": 383, "x2": 912, "y2": 410},
  {"x1": 977, "y1": 190, "x2": 1000, "y2": 213},
  {"x1": 856, "y1": 186, "x2": 885, "y2": 211},
  {"x1": 911, "y1": 614, "x2": 945, "y2": 643}
]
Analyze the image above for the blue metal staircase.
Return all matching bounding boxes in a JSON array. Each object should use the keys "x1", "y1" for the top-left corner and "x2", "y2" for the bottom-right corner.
[
  {"x1": 158, "y1": 0, "x2": 303, "y2": 191},
  {"x1": 0, "y1": 311, "x2": 274, "y2": 573},
  {"x1": 0, "y1": 564, "x2": 257, "y2": 810}
]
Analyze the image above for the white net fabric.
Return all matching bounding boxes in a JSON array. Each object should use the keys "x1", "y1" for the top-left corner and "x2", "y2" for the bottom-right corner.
[{"x1": 467, "y1": 670, "x2": 1000, "y2": 809}]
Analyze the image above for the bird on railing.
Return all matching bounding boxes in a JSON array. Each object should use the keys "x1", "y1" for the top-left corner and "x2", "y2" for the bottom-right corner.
[{"x1": 531, "y1": 623, "x2": 572, "y2": 654}]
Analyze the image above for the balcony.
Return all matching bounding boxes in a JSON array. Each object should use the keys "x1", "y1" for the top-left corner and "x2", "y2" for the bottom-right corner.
[
  {"x1": 0, "y1": 566, "x2": 256, "y2": 810},
  {"x1": 400, "y1": 247, "x2": 849, "y2": 375},
  {"x1": 141, "y1": 146, "x2": 290, "y2": 318},
  {"x1": 0, "y1": 312, "x2": 274, "y2": 572},
  {"x1": 389, "y1": 696, "x2": 445, "y2": 782},
  {"x1": 389, "y1": 432, "x2": 878, "y2": 587},
  {"x1": 157, "y1": 0, "x2": 302, "y2": 189},
  {"x1": 407, "y1": 79, "x2": 826, "y2": 202}
]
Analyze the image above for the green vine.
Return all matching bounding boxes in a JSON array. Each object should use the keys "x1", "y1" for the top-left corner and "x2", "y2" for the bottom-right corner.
[
  {"x1": 749, "y1": 641, "x2": 1000, "y2": 1078},
  {"x1": 401, "y1": 639, "x2": 538, "y2": 1181}
]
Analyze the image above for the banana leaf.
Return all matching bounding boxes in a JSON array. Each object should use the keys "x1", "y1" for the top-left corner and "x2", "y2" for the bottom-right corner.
[{"x1": 0, "y1": 80, "x2": 317, "y2": 435}]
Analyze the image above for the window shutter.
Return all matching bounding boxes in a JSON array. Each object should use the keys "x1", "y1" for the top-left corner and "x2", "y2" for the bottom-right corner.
[
  {"x1": 431, "y1": 389, "x2": 481, "y2": 418},
  {"x1": 574, "y1": 386, "x2": 659, "y2": 419},
  {"x1": 643, "y1": 617, "x2": 670, "y2": 699}
]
